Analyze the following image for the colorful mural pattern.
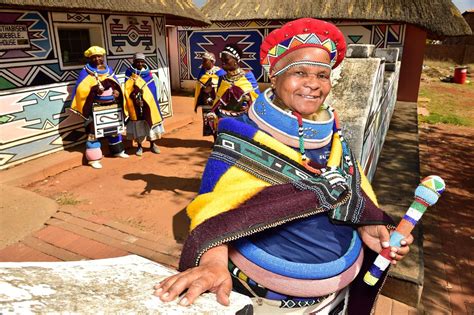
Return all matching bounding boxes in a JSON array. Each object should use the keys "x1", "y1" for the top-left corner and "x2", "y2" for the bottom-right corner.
[
  {"x1": 106, "y1": 15, "x2": 155, "y2": 55},
  {"x1": 188, "y1": 30, "x2": 263, "y2": 80},
  {"x1": 0, "y1": 11, "x2": 52, "y2": 60},
  {"x1": 0, "y1": 85, "x2": 85, "y2": 168},
  {"x1": 178, "y1": 23, "x2": 405, "y2": 82},
  {"x1": 0, "y1": 10, "x2": 171, "y2": 169}
]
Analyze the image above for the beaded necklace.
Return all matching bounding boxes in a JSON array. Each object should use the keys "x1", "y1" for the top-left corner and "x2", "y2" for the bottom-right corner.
[
  {"x1": 224, "y1": 67, "x2": 245, "y2": 83},
  {"x1": 129, "y1": 64, "x2": 150, "y2": 77},
  {"x1": 250, "y1": 89, "x2": 352, "y2": 181}
]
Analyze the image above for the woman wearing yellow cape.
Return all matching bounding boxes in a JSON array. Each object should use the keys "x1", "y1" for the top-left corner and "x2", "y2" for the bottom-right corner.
[
  {"x1": 124, "y1": 53, "x2": 165, "y2": 156},
  {"x1": 70, "y1": 46, "x2": 129, "y2": 169}
]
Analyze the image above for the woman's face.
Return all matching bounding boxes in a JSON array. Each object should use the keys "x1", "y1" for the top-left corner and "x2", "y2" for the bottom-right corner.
[
  {"x1": 271, "y1": 47, "x2": 332, "y2": 117},
  {"x1": 89, "y1": 54, "x2": 104, "y2": 67},
  {"x1": 133, "y1": 59, "x2": 146, "y2": 70},
  {"x1": 202, "y1": 58, "x2": 214, "y2": 70},
  {"x1": 221, "y1": 53, "x2": 239, "y2": 72}
]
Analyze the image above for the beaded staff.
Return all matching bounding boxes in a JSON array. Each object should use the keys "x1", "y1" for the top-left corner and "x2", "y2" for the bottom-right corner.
[{"x1": 363, "y1": 175, "x2": 446, "y2": 286}]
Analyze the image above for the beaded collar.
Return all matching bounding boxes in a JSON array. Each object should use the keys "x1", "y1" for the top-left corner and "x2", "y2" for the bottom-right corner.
[
  {"x1": 224, "y1": 67, "x2": 245, "y2": 82},
  {"x1": 248, "y1": 88, "x2": 334, "y2": 150},
  {"x1": 128, "y1": 64, "x2": 150, "y2": 77},
  {"x1": 85, "y1": 63, "x2": 111, "y2": 76},
  {"x1": 248, "y1": 88, "x2": 349, "y2": 175},
  {"x1": 206, "y1": 66, "x2": 221, "y2": 75}
]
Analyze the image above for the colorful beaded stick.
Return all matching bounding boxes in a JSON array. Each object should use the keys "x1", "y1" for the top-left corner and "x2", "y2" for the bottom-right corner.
[{"x1": 363, "y1": 175, "x2": 446, "y2": 286}]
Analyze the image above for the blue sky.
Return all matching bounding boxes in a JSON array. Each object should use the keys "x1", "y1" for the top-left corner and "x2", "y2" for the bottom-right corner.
[
  {"x1": 193, "y1": 0, "x2": 206, "y2": 7},
  {"x1": 452, "y1": 0, "x2": 474, "y2": 12},
  {"x1": 192, "y1": 0, "x2": 473, "y2": 12}
]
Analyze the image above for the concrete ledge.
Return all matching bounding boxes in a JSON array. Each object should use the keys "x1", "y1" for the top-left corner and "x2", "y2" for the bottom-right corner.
[
  {"x1": 346, "y1": 44, "x2": 375, "y2": 58},
  {"x1": 372, "y1": 101, "x2": 423, "y2": 308}
]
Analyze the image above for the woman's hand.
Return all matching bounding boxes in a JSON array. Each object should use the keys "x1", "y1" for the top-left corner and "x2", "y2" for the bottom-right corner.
[
  {"x1": 357, "y1": 225, "x2": 414, "y2": 265},
  {"x1": 154, "y1": 245, "x2": 232, "y2": 306}
]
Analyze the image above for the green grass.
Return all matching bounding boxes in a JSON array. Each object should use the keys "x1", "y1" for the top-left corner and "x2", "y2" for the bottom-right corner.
[
  {"x1": 418, "y1": 80, "x2": 474, "y2": 127},
  {"x1": 55, "y1": 192, "x2": 81, "y2": 205},
  {"x1": 419, "y1": 112, "x2": 466, "y2": 125},
  {"x1": 423, "y1": 59, "x2": 474, "y2": 71}
]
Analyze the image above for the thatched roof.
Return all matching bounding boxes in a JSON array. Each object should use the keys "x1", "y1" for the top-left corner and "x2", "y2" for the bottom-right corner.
[
  {"x1": 201, "y1": 0, "x2": 471, "y2": 37},
  {"x1": 0, "y1": 0, "x2": 209, "y2": 26}
]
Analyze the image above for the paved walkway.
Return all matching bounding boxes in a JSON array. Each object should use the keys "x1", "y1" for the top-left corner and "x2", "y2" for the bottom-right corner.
[
  {"x1": 418, "y1": 123, "x2": 474, "y2": 314},
  {"x1": 0, "y1": 207, "x2": 181, "y2": 268}
]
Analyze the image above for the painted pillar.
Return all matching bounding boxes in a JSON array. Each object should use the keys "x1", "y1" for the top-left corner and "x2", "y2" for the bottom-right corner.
[
  {"x1": 167, "y1": 26, "x2": 180, "y2": 91},
  {"x1": 397, "y1": 24, "x2": 427, "y2": 102}
]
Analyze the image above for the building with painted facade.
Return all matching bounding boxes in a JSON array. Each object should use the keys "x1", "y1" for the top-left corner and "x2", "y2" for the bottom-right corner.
[
  {"x1": 170, "y1": 0, "x2": 470, "y2": 180},
  {"x1": 174, "y1": 0, "x2": 470, "y2": 102},
  {"x1": 0, "y1": 0, "x2": 207, "y2": 169}
]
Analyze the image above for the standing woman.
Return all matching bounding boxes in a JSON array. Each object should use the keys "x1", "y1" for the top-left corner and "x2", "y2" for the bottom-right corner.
[
  {"x1": 206, "y1": 44, "x2": 260, "y2": 138},
  {"x1": 124, "y1": 53, "x2": 165, "y2": 156},
  {"x1": 194, "y1": 52, "x2": 226, "y2": 137},
  {"x1": 155, "y1": 19, "x2": 414, "y2": 314},
  {"x1": 70, "y1": 46, "x2": 129, "y2": 169}
]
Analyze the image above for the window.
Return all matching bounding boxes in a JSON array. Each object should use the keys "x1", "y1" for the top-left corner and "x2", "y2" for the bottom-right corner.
[
  {"x1": 55, "y1": 24, "x2": 103, "y2": 69},
  {"x1": 58, "y1": 28, "x2": 90, "y2": 66}
]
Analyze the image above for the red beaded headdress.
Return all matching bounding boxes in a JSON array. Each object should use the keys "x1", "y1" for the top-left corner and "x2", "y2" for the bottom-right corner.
[{"x1": 260, "y1": 18, "x2": 346, "y2": 74}]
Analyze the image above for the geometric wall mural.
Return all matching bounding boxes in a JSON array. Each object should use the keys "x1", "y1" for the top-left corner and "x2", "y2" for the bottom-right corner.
[
  {"x1": 106, "y1": 15, "x2": 156, "y2": 55},
  {"x1": 0, "y1": 85, "x2": 85, "y2": 169},
  {"x1": 0, "y1": 10, "x2": 172, "y2": 169},
  {"x1": 178, "y1": 23, "x2": 405, "y2": 83},
  {"x1": 188, "y1": 30, "x2": 264, "y2": 80},
  {"x1": 0, "y1": 11, "x2": 52, "y2": 61}
]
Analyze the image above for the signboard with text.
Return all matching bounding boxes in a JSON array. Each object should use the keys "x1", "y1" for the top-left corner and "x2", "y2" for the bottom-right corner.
[{"x1": 0, "y1": 24, "x2": 30, "y2": 50}]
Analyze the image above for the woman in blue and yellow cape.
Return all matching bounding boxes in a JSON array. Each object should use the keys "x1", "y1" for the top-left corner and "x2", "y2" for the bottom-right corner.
[
  {"x1": 155, "y1": 19, "x2": 414, "y2": 315},
  {"x1": 194, "y1": 52, "x2": 226, "y2": 136},
  {"x1": 205, "y1": 44, "x2": 260, "y2": 138},
  {"x1": 124, "y1": 53, "x2": 164, "y2": 156},
  {"x1": 70, "y1": 46, "x2": 128, "y2": 169}
]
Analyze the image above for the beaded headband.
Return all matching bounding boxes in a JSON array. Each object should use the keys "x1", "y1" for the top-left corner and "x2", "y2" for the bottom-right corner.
[
  {"x1": 272, "y1": 60, "x2": 332, "y2": 77},
  {"x1": 133, "y1": 52, "x2": 146, "y2": 61},
  {"x1": 260, "y1": 18, "x2": 346, "y2": 74},
  {"x1": 202, "y1": 51, "x2": 216, "y2": 62},
  {"x1": 221, "y1": 46, "x2": 241, "y2": 62}
]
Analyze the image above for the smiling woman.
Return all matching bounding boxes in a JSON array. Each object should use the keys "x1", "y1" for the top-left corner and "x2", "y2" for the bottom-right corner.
[
  {"x1": 154, "y1": 18, "x2": 414, "y2": 314},
  {"x1": 271, "y1": 47, "x2": 332, "y2": 118}
]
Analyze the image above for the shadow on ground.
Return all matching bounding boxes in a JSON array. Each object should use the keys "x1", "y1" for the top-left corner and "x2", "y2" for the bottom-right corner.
[
  {"x1": 173, "y1": 206, "x2": 191, "y2": 243},
  {"x1": 123, "y1": 173, "x2": 201, "y2": 195},
  {"x1": 159, "y1": 137, "x2": 213, "y2": 149}
]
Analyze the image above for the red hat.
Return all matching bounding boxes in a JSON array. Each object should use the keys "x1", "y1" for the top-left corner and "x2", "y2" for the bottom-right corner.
[{"x1": 260, "y1": 18, "x2": 346, "y2": 73}]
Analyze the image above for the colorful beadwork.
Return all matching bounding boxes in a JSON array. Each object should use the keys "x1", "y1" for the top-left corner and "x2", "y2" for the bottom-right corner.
[
  {"x1": 364, "y1": 175, "x2": 445, "y2": 286},
  {"x1": 291, "y1": 107, "x2": 347, "y2": 177},
  {"x1": 260, "y1": 18, "x2": 347, "y2": 74}
]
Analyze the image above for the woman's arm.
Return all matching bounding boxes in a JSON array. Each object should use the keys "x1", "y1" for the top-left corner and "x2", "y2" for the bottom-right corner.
[{"x1": 154, "y1": 244, "x2": 232, "y2": 306}]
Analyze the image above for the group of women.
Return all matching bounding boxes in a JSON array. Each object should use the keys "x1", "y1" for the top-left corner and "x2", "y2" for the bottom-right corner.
[{"x1": 194, "y1": 44, "x2": 261, "y2": 139}]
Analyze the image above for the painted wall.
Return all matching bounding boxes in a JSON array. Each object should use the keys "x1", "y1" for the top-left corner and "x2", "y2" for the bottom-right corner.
[
  {"x1": 175, "y1": 21, "x2": 405, "y2": 88},
  {"x1": 0, "y1": 10, "x2": 171, "y2": 170}
]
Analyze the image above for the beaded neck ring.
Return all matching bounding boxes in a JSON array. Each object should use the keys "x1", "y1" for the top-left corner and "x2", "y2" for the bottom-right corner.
[
  {"x1": 85, "y1": 63, "x2": 110, "y2": 75},
  {"x1": 130, "y1": 64, "x2": 149, "y2": 76},
  {"x1": 291, "y1": 105, "x2": 344, "y2": 176},
  {"x1": 225, "y1": 67, "x2": 245, "y2": 82}
]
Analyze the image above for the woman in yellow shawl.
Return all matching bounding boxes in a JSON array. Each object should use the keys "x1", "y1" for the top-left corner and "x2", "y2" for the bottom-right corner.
[{"x1": 155, "y1": 19, "x2": 414, "y2": 314}]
